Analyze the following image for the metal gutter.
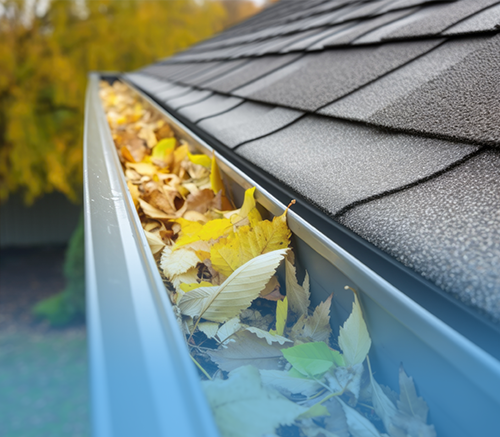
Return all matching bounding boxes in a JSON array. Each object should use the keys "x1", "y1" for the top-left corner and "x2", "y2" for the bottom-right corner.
[
  {"x1": 85, "y1": 72, "x2": 500, "y2": 437},
  {"x1": 123, "y1": 74, "x2": 500, "y2": 361},
  {"x1": 121, "y1": 75, "x2": 500, "y2": 436},
  {"x1": 84, "y1": 73, "x2": 221, "y2": 437}
]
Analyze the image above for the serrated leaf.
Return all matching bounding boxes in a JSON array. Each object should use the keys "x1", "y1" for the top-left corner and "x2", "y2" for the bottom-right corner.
[
  {"x1": 211, "y1": 211, "x2": 291, "y2": 277},
  {"x1": 201, "y1": 365, "x2": 306, "y2": 437},
  {"x1": 303, "y1": 294, "x2": 333, "y2": 342},
  {"x1": 338, "y1": 294, "x2": 371, "y2": 367},
  {"x1": 207, "y1": 331, "x2": 286, "y2": 371},
  {"x1": 160, "y1": 246, "x2": 200, "y2": 279},
  {"x1": 171, "y1": 268, "x2": 200, "y2": 299},
  {"x1": 370, "y1": 375, "x2": 397, "y2": 433},
  {"x1": 397, "y1": 366, "x2": 428, "y2": 423},
  {"x1": 180, "y1": 281, "x2": 213, "y2": 293},
  {"x1": 282, "y1": 342, "x2": 340, "y2": 377},
  {"x1": 324, "y1": 397, "x2": 349, "y2": 437},
  {"x1": 198, "y1": 322, "x2": 219, "y2": 339},
  {"x1": 260, "y1": 369, "x2": 322, "y2": 397},
  {"x1": 216, "y1": 317, "x2": 242, "y2": 343},
  {"x1": 246, "y1": 327, "x2": 292, "y2": 346},
  {"x1": 175, "y1": 218, "x2": 233, "y2": 248},
  {"x1": 144, "y1": 230, "x2": 165, "y2": 254},
  {"x1": 338, "y1": 399, "x2": 382, "y2": 437},
  {"x1": 178, "y1": 249, "x2": 287, "y2": 322},
  {"x1": 270, "y1": 296, "x2": 288, "y2": 336},
  {"x1": 285, "y1": 257, "x2": 310, "y2": 317}
]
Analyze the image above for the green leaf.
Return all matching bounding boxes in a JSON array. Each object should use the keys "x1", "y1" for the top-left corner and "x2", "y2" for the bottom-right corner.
[
  {"x1": 338, "y1": 293, "x2": 371, "y2": 367},
  {"x1": 201, "y1": 365, "x2": 306, "y2": 437},
  {"x1": 282, "y1": 342, "x2": 339, "y2": 377}
]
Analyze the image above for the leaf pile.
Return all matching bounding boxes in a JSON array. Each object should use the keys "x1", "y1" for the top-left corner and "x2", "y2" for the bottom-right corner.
[{"x1": 100, "y1": 81, "x2": 437, "y2": 437}]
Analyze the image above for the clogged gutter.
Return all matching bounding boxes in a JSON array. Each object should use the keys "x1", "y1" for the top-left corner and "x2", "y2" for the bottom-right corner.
[{"x1": 99, "y1": 80, "x2": 437, "y2": 437}]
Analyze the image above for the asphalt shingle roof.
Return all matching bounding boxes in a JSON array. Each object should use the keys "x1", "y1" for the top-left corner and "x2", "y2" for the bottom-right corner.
[{"x1": 126, "y1": 0, "x2": 500, "y2": 324}]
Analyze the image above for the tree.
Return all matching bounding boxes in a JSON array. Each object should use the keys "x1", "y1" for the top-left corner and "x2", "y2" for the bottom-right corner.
[{"x1": 0, "y1": 0, "x2": 253, "y2": 205}]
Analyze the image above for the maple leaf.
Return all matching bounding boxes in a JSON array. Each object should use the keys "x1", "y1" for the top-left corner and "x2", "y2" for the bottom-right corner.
[
  {"x1": 291, "y1": 294, "x2": 333, "y2": 343},
  {"x1": 285, "y1": 256, "x2": 310, "y2": 317},
  {"x1": 210, "y1": 210, "x2": 291, "y2": 277},
  {"x1": 178, "y1": 249, "x2": 287, "y2": 322},
  {"x1": 338, "y1": 293, "x2": 371, "y2": 367},
  {"x1": 207, "y1": 330, "x2": 286, "y2": 371},
  {"x1": 201, "y1": 365, "x2": 306, "y2": 437}
]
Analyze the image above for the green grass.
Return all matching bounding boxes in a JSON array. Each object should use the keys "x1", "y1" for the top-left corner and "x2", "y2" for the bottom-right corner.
[{"x1": 0, "y1": 329, "x2": 90, "y2": 437}]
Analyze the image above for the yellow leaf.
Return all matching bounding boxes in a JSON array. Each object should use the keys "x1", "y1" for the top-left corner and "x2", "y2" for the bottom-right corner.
[
  {"x1": 270, "y1": 297, "x2": 288, "y2": 336},
  {"x1": 211, "y1": 211, "x2": 291, "y2": 277},
  {"x1": 227, "y1": 187, "x2": 263, "y2": 225},
  {"x1": 152, "y1": 138, "x2": 176, "y2": 160},
  {"x1": 210, "y1": 154, "x2": 225, "y2": 195},
  {"x1": 196, "y1": 250, "x2": 211, "y2": 262},
  {"x1": 180, "y1": 281, "x2": 214, "y2": 293},
  {"x1": 176, "y1": 218, "x2": 233, "y2": 248},
  {"x1": 188, "y1": 152, "x2": 211, "y2": 168},
  {"x1": 174, "y1": 218, "x2": 204, "y2": 235}
]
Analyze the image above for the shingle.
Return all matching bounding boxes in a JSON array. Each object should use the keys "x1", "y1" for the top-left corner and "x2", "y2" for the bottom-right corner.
[
  {"x1": 179, "y1": 60, "x2": 248, "y2": 86},
  {"x1": 338, "y1": 150, "x2": 500, "y2": 322},
  {"x1": 177, "y1": 94, "x2": 243, "y2": 123},
  {"x1": 140, "y1": 63, "x2": 196, "y2": 81},
  {"x1": 155, "y1": 84, "x2": 193, "y2": 101},
  {"x1": 197, "y1": 102, "x2": 303, "y2": 148},
  {"x1": 336, "y1": 0, "x2": 399, "y2": 22},
  {"x1": 319, "y1": 37, "x2": 483, "y2": 122},
  {"x1": 382, "y1": 0, "x2": 500, "y2": 40},
  {"x1": 377, "y1": 0, "x2": 450, "y2": 14},
  {"x1": 283, "y1": 23, "x2": 356, "y2": 52},
  {"x1": 165, "y1": 89, "x2": 212, "y2": 110},
  {"x1": 233, "y1": 40, "x2": 442, "y2": 111},
  {"x1": 236, "y1": 115, "x2": 478, "y2": 214},
  {"x1": 368, "y1": 34, "x2": 500, "y2": 146},
  {"x1": 124, "y1": 74, "x2": 173, "y2": 94},
  {"x1": 443, "y1": 3, "x2": 500, "y2": 35},
  {"x1": 236, "y1": 28, "x2": 326, "y2": 56},
  {"x1": 314, "y1": 8, "x2": 417, "y2": 48},
  {"x1": 202, "y1": 54, "x2": 302, "y2": 94},
  {"x1": 168, "y1": 61, "x2": 222, "y2": 83}
]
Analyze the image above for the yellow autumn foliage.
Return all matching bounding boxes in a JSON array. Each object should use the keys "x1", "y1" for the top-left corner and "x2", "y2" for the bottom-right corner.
[{"x1": 0, "y1": 0, "x2": 261, "y2": 204}]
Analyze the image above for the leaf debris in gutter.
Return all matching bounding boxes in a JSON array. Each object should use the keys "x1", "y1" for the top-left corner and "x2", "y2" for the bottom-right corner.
[{"x1": 99, "y1": 80, "x2": 437, "y2": 437}]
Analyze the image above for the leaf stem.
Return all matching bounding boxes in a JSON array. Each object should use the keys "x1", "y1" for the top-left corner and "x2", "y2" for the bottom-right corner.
[{"x1": 190, "y1": 354, "x2": 212, "y2": 380}]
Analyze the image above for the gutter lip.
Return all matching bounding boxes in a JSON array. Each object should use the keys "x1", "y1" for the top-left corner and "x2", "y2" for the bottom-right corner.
[{"x1": 121, "y1": 72, "x2": 500, "y2": 360}]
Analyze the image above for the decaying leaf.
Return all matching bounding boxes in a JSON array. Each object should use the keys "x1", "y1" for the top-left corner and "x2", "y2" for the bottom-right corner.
[
  {"x1": 338, "y1": 293, "x2": 371, "y2": 367},
  {"x1": 216, "y1": 317, "x2": 242, "y2": 343},
  {"x1": 285, "y1": 257, "x2": 310, "y2": 317},
  {"x1": 160, "y1": 246, "x2": 200, "y2": 280},
  {"x1": 178, "y1": 249, "x2": 287, "y2": 322},
  {"x1": 207, "y1": 330, "x2": 286, "y2": 371},
  {"x1": 245, "y1": 326, "x2": 292, "y2": 346},
  {"x1": 202, "y1": 365, "x2": 306, "y2": 437},
  {"x1": 338, "y1": 399, "x2": 382, "y2": 437},
  {"x1": 144, "y1": 230, "x2": 165, "y2": 255},
  {"x1": 260, "y1": 369, "x2": 322, "y2": 397}
]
